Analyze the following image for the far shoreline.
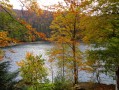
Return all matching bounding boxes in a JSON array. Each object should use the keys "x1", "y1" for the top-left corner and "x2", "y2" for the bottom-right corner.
[{"x1": 0, "y1": 41, "x2": 51, "y2": 48}]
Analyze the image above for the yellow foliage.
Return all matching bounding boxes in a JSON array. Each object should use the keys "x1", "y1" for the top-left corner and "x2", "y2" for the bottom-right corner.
[
  {"x1": 16, "y1": 52, "x2": 33, "y2": 67},
  {"x1": 0, "y1": 31, "x2": 19, "y2": 47},
  {"x1": 0, "y1": 32, "x2": 11, "y2": 47},
  {"x1": 26, "y1": 52, "x2": 33, "y2": 59},
  {"x1": 0, "y1": 49, "x2": 4, "y2": 61},
  {"x1": 16, "y1": 60, "x2": 25, "y2": 67}
]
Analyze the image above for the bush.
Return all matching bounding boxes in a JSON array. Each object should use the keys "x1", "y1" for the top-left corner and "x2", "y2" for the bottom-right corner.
[{"x1": 53, "y1": 75, "x2": 72, "y2": 90}]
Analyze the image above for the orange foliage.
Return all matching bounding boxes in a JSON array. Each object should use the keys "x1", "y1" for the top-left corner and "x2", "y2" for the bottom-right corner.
[
  {"x1": 0, "y1": 56, "x2": 4, "y2": 61},
  {"x1": 17, "y1": 19, "x2": 46, "y2": 41},
  {"x1": 16, "y1": 52, "x2": 33, "y2": 67},
  {"x1": 26, "y1": 52, "x2": 33, "y2": 59},
  {"x1": 37, "y1": 32, "x2": 46, "y2": 39},
  {"x1": 0, "y1": 31, "x2": 18, "y2": 47}
]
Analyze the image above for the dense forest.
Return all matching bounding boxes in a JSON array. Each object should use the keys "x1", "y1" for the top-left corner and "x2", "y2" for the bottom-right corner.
[
  {"x1": 0, "y1": 0, "x2": 119, "y2": 90},
  {"x1": 14, "y1": 9, "x2": 53, "y2": 38}
]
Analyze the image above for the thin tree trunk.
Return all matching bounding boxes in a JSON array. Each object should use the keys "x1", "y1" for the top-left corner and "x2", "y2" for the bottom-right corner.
[
  {"x1": 51, "y1": 64, "x2": 54, "y2": 83},
  {"x1": 62, "y1": 44, "x2": 65, "y2": 78},
  {"x1": 115, "y1": 73, "x2": 118, "y2": 90},
  {"x1": 116, "y1": 67, "x2": 119, "y2": 90}
]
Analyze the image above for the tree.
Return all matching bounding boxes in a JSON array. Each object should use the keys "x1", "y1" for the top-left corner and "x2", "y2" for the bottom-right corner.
[
  {"x1": 49, "y1": 0, "x2": 86, "y2": 86},
  {"x1": 80, "y1": 0, "x2": 119, "y2": 89},
  {"x1": 0, "y1": 49, "x2": 20, "y2": 90},
  {"x1": 16, "y1": 52, "x2": 48, "y2": 89},
  {"x1": 0, "y1": 61, "x2": 19, "y2": 90}
]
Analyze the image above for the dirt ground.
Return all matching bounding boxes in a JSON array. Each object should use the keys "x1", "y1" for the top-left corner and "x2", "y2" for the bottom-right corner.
[{"x1": 76, "y1": 82, "x2": 115, "y2": 90}]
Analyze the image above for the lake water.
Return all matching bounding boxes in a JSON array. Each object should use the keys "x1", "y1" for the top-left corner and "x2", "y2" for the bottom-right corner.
[{"x1": 2, "y1": 42, "x2": 115, "y2": 84}]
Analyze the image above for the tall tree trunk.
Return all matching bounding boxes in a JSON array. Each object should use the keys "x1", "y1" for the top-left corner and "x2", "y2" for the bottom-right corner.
[
  {"x1": 73, "y1": 13, "x2": 78, "y2": 85},
  {"x1": 73, "y1": 43, "x2": 78, "y2": 85},
  {"x1": 116, "y1": 67, "x2": 119, "y2": 90}
]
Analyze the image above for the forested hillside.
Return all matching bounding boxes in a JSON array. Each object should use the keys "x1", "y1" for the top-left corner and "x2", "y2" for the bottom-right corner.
[
  {"x1": 14, "y1": 9, "x2": 53, "y2": 38},
  {"x1": 0, "y1": 6, "x2": 53, "y2": 43}
]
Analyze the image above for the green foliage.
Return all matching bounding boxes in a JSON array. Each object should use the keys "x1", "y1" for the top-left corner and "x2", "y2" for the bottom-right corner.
[
  {"x1": 17, "y1": 52, "x2": 48, "y2": 89},
  {"x1": 53, "y1": 74, "x2": 72, "y2": 90},
  {"x1": 81, "y1": 0, "x2": 119, "y2": 71},
  {"x1": 0, "y1": 61, "x2": 19, "y2": 90},
  {"x1": 79, "y1": 0, "x2": 119, "y2": 86},
  {"x1": 86, "y1": 38, "x2": 119, "y2": 80},
  {"x1": 0, "y1": 12, "x2": 32, "y2": 42}
]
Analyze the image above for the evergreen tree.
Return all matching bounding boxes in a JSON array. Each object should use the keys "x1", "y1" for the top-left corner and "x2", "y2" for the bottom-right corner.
[{"x1": 0, "y1": 61, "x2": 19, "y2": 90}]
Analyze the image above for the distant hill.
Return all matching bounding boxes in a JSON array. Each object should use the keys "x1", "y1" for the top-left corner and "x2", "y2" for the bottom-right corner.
[{"x1": 14, "y1": 9, "x2": 53, "y2": 38}]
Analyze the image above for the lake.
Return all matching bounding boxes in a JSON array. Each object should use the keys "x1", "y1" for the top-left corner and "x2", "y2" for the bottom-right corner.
[{"x1": 2, "y1": 42, "x2": 115, "y2": 84}]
